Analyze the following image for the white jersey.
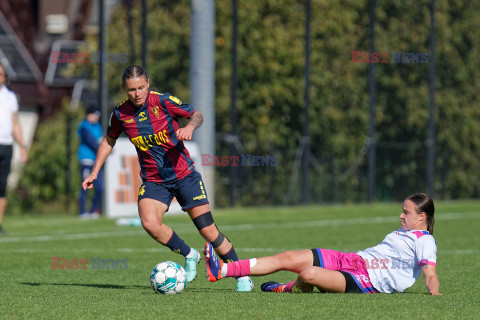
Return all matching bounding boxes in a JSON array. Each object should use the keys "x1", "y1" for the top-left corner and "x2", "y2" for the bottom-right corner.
[
  {"x1": 0, "y1": 85, "x2": 19, "y2": 145},
  {"x1": 356, "y1": 229, "x2": 437, "y2": 293}
]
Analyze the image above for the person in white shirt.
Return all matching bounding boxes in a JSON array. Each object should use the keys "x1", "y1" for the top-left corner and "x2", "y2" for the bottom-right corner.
[
  {"x1": 203, "y1": 193, "x2": 441, "y2": 295},
  {"x1": 0, "y1": 63, "x2": 28, "y2": 234}
]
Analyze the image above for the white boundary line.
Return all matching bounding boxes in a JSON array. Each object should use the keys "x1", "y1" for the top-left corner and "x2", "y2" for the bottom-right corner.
[
  {"x1": 1, "y1": 248, "x2": 477, "y2": 254},
  {"x1": 0, "y1": 211, "x2": 478, "y2": 244}
]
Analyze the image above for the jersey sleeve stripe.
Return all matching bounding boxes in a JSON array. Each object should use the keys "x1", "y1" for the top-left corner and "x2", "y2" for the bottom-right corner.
[{"x1": 419, "y1": 260, "x2": 436, "y2": 266}]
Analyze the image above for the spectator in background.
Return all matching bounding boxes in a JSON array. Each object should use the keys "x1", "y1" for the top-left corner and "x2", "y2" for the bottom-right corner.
[
  {"x1": 77, "y1": 107, "x2": 103, "y2": 219},
  {"x1": 0, "y1": 63, "x2": 28, "y2": 234}
]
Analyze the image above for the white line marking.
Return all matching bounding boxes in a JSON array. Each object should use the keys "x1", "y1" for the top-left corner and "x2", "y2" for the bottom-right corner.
[
  {"x1": 0, "y1": 211, "x2": 478, "y2": 244},
  {"x1": 1, "y1": 248, "x2": 477, "y2": 255},
  {"x1": 0, "y1": 230, "x2": 145, "y2": 243},
  {"x1": 219, "y1": 211, "x2": 480, "y2": 232}
]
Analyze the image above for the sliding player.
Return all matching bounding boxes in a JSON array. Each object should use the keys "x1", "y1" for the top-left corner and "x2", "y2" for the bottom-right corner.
[
  {"x1": 82, "y1": 65, "x2": 253, "y2": 291},
  {"x1": 204, "y1": 193, "x2": 440, "y2": 295}
]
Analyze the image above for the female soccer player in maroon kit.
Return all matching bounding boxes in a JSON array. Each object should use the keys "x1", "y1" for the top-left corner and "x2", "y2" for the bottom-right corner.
[{"x1": 83, "y1": 65, "x2": 252, "y2": 291}]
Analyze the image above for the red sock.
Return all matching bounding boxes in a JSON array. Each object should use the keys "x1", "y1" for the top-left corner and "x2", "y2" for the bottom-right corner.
[
  {"x1": 284, "y1": 281, "x2": 295, "y2": 293},
  {"x1": 225, "y1": 259, "x2": 251, "y2": 277}
]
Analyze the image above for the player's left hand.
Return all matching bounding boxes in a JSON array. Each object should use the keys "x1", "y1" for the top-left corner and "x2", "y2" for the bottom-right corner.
[
  {"x1": 20, "y1": 146, "x2": 28, "y2": 164},
  {"x1": 176, "y1": 125, "x2": 194, "y2": 141},
  {"x1": 82, "y1": 174, "x2": 97, "y2": 190}
]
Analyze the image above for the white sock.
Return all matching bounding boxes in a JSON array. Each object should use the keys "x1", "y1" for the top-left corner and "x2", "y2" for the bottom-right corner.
[
  {"x1": 249, "y1": 258, "x2": 257, "y2": 268},
  {"x1": 185, "y1": 248, "x2": 198, "y2": 259},
  {"x1": 221, "y1": 264, "x2": 228, "y2": 278}
]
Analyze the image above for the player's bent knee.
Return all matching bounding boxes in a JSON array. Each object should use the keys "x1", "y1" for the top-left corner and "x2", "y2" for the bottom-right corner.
[
  {"x1": 140, "y1": 215, "x2": 161, "y2": 232},
  {"x1": 276, "y1": 251, "x2": 298, "y2": 265},
  {"x1": 140, "y1": 219, "x2": 155, "y2": 232},
  {"x1": 299, "y1": 266, "x2": 318, "y2": 283}
]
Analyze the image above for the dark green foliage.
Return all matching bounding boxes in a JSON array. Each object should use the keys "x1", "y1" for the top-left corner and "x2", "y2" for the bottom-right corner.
[
  {"x1": 8, "y1": 101, "x2": 83, "y2": 214},
  {"x1": 11, "y1": 0, "x2": 480, "y2": 211},
  {"x1": 434, "y1": 0, "x2": 480, "y2": 198},
  {"x1": 107, "y1": 0, "x2": 191, "y2": 102},
  {"x1": 103, "y1": 0, "x2": 480, "y2": 204}
]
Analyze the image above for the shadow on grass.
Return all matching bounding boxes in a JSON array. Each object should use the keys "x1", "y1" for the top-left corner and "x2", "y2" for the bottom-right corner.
[
  {"x1": 19, "y1": 282, "x2": 146, "y2": 289},
  {"x1": 19, "y1": 282, "x2": 247, "y2": 296}
]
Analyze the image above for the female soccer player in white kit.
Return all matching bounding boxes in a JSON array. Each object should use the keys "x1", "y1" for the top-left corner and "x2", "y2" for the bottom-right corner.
[{"x1": 204, "y1": 193, "x2": 441, "y2": 295}]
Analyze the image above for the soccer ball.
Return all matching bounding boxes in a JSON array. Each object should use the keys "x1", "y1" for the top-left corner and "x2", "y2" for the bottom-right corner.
[{"x1": 150, "y1": 261, "x2": 187, "y2": 294}]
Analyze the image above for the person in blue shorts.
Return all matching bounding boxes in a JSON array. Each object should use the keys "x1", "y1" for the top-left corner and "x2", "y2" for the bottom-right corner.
[
  {"x1": 82, "y1": 65, "x2": 253, "y2": 291},
  {"x1": 77, "y1": 107, "x2": 103, "y2": 219}
]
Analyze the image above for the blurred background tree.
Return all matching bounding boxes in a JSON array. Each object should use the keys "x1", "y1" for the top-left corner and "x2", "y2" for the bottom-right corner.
[
  {"x1": 10, "y1": 0, "x2": 480, "y2": 213},
  {"x1": 9, "y1": 99, "x2": 83, "y2": 214}
]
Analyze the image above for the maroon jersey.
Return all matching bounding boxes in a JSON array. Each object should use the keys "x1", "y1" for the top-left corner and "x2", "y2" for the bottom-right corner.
[{"x1": 107, "y1": 91, "x2": 196, "y2": 183}]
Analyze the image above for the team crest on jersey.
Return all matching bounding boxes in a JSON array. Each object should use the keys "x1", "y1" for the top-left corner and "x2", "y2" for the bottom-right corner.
[
  {"x1": 138, "y1": 112, "x2": 147, "y2": 122},
  {"x1": 152, "y1": 106, "x2": 160, "y2": 119}
]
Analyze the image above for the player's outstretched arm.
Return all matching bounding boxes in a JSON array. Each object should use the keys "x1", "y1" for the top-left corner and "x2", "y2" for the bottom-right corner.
[
  {"x1": 82, "y1": 135, "x2": 116, "y2": 190},
  {"x1": 422, "y1": 264, "x2": 442, "y2": 295},
  {"x1": 176, "y1": 110, "x2": 204, "y2": 141}
]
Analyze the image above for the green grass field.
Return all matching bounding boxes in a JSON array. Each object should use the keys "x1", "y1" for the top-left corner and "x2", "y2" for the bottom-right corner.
[{"x1": 1, "y1": 200, "x2": 479, "y2": 319}]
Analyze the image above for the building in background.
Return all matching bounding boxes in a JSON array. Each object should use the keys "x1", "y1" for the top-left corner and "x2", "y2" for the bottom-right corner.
[{"x1": 0, "y1": 0, "x2": 119, "y2": 187}]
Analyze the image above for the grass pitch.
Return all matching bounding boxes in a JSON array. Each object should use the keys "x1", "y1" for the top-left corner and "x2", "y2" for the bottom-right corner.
[{"x1": 1, "y1": 200, "x2": 479, "y2": 319}]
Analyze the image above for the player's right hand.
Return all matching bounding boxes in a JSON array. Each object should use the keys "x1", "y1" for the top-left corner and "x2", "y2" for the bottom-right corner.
[{"x1": 82, "y1": 174, "x2": 97, "y2": 190}]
